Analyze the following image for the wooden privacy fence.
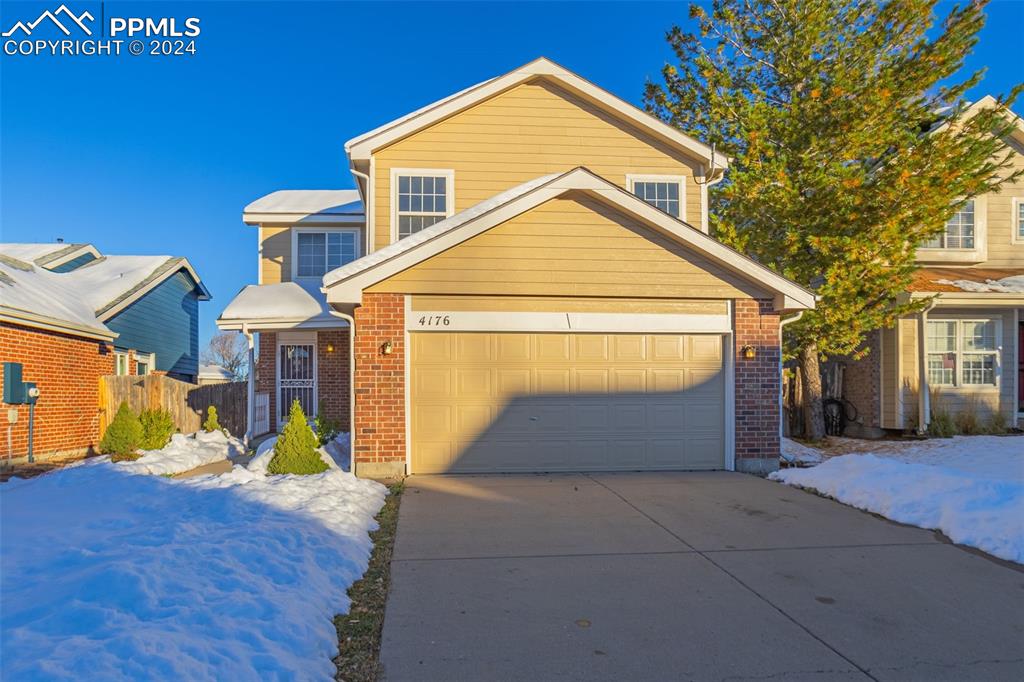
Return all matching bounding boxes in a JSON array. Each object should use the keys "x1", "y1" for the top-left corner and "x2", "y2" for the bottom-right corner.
[{"x1": 99, "y1": 375, "x2": 247, "y2": 438}]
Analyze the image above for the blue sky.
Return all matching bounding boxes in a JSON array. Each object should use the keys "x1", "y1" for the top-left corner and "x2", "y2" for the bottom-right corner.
[{"x1": 2, "y1": 1, "x2": 1021, "y2": 348}]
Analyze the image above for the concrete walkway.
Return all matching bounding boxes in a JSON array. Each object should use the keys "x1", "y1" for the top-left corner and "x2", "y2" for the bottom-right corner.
[{"x1": 380, "y1": 472, "x2": 1024, "y2": 681}]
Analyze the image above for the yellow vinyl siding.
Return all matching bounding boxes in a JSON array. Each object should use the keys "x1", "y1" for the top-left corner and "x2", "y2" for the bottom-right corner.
[
  {"x1": 368, "y1": 195, "x2": 767, "y2": 299},
  {"x1": 899, "y1": 316, "x2": 919, "y2": 428},
  {"x1": 373, "y1": 79, "x2": 705, "y2": 250},
  {"x1": 979, "y1": 143, "x2": 1024, "y2": 268},
  {"x1": 259, "y1": 226, "x2": 291, "y2": 284},
  {"x1": 411, "y1": 296, "x2": 727, "y2": 315},
  {"x1": 880, "y1": 325, "x2": 899, "y2": 428}
]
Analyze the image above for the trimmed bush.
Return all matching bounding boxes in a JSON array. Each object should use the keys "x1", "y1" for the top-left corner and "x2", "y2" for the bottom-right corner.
[
  {"x1": 202, "y1": 406, "x2": 222, "y2": 433},
  {"x1": 139, "y1": 409, "x2": 176, "y2": 450},
  {"x1": 313, "y1": 400, "x2": 342, "y2": 447},
  {"x1": 100, "y1": 402, "x2": 143, "y2": 458},
  {"x1": 268, "y1": 400, "x2": 328, "y2": 475}
]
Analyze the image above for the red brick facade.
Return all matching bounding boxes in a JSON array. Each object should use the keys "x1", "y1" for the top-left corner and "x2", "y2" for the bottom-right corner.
[
  {"x1": 352, "y1": 293, "x2": 406, "y2": 477},
  {"x1": 733, "y1": 299, "x2": 781, "y2": 472},
  {"x1": 839, "y1": 330, "x2": 882, "y2": 431},
  {"x1": 255, "y1": 329, "x2": 350, "y2": 433},
  {"x1": 0, "y1": 323, "x2": 115, "y2": 458}
]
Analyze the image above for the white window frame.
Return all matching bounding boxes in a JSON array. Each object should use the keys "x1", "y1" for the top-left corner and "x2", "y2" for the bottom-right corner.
[
  {"x1": 114, "y1": 351, "x2": 130, "y2": 376},
  {"x1": 917, "y1": 196, "x2": 988, "y2": 264},
  {"x1": 925, "y1": 317, "x2": 1001, "y2": 391},
  {"x1": 390, "y1": 168, "x2": 455, "y2": 243},
  {"x1": 626, "y1": 174, "x2": 687, "y2": 221},
  {"x1": 1012, "y1": 197, "x2": 1024, "y2": 244},
  {"x1": 275, "y1": 331, "x2": 318, "y2": 431},
  {"x1": 290, "y1": 228, "x2": 362, "y2": 281},
  {"x1": 135, "y1": 352, "x2": 155, "y2": 376}
]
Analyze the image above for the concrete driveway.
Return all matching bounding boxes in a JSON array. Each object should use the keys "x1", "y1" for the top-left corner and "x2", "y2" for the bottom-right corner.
[{"x1": 380, "y1": 472, "x2": 1024, "y2": 681}]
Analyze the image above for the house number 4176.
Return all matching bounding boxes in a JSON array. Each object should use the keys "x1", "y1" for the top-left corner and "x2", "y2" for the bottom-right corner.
[{"x1": 418, "y1": 315, "x2": 451, "y2": 327}]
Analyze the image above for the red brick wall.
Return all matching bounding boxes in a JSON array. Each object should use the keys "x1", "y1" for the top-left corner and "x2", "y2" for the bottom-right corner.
[
  {"x1": 353, "y1": 293, "x2": 405, "y2": 475},
  {"x1": 256, "y1": 332, "x2": 277, "y2": 427},
  {"x1": 317, "y1": 329, "x2": 350, "y2": 430},
  {"x1": 0, "y1": 323, "x2": 115, "y2": 458},
  {"x1": 840, "y1": 330, "x2": 881, "y2": 429},
  {"x1": 734, "y1": 299, "x2": 781, "y2": 469}
]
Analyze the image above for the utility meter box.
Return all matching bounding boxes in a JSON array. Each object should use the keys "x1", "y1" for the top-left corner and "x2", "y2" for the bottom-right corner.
[{"x1": 3, "y1": 362, "x2": 38, "y2": 404}]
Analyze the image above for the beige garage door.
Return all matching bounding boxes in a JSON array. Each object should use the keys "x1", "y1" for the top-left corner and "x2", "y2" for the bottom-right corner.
[{"x1": 410, "y1": 332, "x2": 725, "y2": 474}]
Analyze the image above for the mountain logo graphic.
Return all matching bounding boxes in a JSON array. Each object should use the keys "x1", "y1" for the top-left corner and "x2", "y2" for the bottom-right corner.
[{"x1": 2, "y1": 4, "x2": 94, "y2": 37}]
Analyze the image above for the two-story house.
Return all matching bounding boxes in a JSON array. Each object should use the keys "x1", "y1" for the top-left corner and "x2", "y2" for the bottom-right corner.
[
  {"x1": 843, "y1": 97, "x2": 1024, "y2": 435},
  {"x1": 218, "y1": 58, "x2": 815, "y2": 478}
]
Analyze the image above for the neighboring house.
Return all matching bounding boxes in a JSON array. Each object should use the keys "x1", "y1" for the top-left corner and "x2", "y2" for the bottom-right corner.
[
  {"x1": 219, "y1": 57, "x2": 815, "y2": 478},
  {"x1": 0, "y1": 242, "x2": 209, "y2": 459},
  {"x1": 198, "y1": 364, "x2": 234, "y2": 385},
  {"x1": 843, "y1": 98, "x2": 1024, "y2": 435}
]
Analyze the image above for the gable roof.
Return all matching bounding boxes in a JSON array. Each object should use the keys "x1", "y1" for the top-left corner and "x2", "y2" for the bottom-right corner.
[
  {"x1": 242, "y1": 189, "x2": 365, "y2": 225},
  {"x1": 0, "y1": 244, "x2": 210, "y2": 340},
  {"x1": 344, "y1": 57, "x2": 728, "y2": 173},
  {"x1": 322, "y1": 168, "x2": 814, "y2": 312}
]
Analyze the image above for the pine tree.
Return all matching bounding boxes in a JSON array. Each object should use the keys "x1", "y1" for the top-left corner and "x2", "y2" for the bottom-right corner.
[
  {"x1": 202, "y1": 406, "x2": 222, "y2": 433},
  {"x1": 645, "y1": 0, "x2": 1021, "y2": 439},
  {"x1": 100, "y1": 401, "x2": 144, "y2": 461},
  {"x1": 268, "y1": 400, "x2": 328, "y2": 475}
]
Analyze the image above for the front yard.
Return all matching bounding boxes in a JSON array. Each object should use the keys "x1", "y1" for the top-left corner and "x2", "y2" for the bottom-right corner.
[
  {"x1": 0, "y1": 432, "x2": 386, "y2": 680},
  {"x1": 773, "y1": 434, "x2": 1024, "y2": 563}
]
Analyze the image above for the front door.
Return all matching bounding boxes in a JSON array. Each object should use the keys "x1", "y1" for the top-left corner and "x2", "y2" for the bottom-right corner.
[{"x1": 277, "y1": 333, "x2": 317, "y2": 429}]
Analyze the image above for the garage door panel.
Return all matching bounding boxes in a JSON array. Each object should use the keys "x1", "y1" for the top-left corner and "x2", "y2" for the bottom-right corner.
[{"x1": 411, "y1": 332, "x2": 725, "y2": 473}]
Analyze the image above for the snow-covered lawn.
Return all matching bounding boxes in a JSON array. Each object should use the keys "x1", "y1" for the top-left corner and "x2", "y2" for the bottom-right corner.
[
  {"x1": 0, "y1": 433, "x2": 387, "y2": 680},
  {"x1": 772, "y1": 435, "x2": 1024, "y2": 563},
  {"x1": 116, "y1": 430, "x2": 245, "y2": 476}
]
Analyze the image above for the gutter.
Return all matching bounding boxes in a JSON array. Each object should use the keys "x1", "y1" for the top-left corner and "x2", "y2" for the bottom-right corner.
[
  {"x1": 325, "y1": 306, "x2": 358, "y2": 478},
  {"x1": 778, "y1": 311, "x2": 805, "y2": 443},
  {"x1": 242, "y1": 324, "x2": 255, "y2": 444}
]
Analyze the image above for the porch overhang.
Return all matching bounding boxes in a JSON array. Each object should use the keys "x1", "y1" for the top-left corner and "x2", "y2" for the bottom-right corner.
[{"x1": 216, "y1": 281, "x2": 349, "y2": 332}]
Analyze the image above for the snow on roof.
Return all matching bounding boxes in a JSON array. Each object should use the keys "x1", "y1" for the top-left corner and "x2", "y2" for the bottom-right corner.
[
  {"x1": 198, "y1": 364, "x2": 234, "y2": 380},
  {"x1": 218, "y1": 280, "x2": 343, "y2": 327},
  {"x1": 936, "y1": 275, "x2": 1024, "y2": 294},
  {"x1": 0, "y1": 243, "x2": 83, "y2": 264},
  {"x1": 243, "y1": 190, "x2": 364, "y2": 218},
  {"x1": 322, "y1": 173, "x2": 562, "y2": 287},
  {"x1": 0, "y1": 244, "x2": 208, "y2": 339}
]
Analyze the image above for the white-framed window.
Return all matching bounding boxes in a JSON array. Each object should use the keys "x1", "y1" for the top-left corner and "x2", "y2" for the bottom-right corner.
[
  {"x1": 924, "y1": 199, "x2": 975, "y2": 249},
  {"x1": 391, "y1": 168, "x2": 454, "y2": 241},
  {"x1": 925, "y1": 318, "x2": 1000, "y2": 388},
  {"x1": 1013, "y1": 197, "x2": 1023, "y2": 243},
  {"x1": 135, "y1": 352, "x2": 154, "y2": 376},
  {"x1": 292, "y1": 229, "x2": 360, "y2": 279},
  {"x1": 114, "y1": 351, "x2": 130, "y2": 376},
  {"x1": 626, "y1": 175, "x2": 686, "y2": 219}
]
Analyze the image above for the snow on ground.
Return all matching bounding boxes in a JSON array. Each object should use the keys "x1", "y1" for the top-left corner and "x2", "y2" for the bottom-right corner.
[
  {"x1": 936, "y1": 274, "x2": 1024, "y2": 293},
  {"x1": 1, "y1": 441, "x2": 387, "y2": 680},
  {"x1": 248, "y1": 432, "x2": 351, "y2": 476},
  {"x1": 781, "y1": 437, "x2": 823, "y2": 465},
  {"x1": 115, "y1": 430, "x2": 245, "y2": 476},
  {"x1": 772, "y1": 435, "x2": 1024, "y2": 563}
]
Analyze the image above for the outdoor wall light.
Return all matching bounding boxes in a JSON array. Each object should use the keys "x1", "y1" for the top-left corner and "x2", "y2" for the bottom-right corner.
[
  {"x1": 326, "y1": 343, "x2": 335, "y2": 353},
  {"x1": 742, "y1": 345, "x2": 757, "y2": 359},
  {"x1": 380, "y1": 340, "x2": 394, "y2": 356}
]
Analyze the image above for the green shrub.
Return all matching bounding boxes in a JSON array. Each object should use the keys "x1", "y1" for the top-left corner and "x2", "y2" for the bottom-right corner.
[
  {"x1": 202, "y1": 405, "x2": 222, "y2": 433},
  {"x1": 139, "y1": 409, "x2": 176, "y2": 450},
  {"x1": 110, "y1": 451, "x2": 143, "y2": 463},
  {"x1": 928, "y1": 408, "x2": 957, "y2": 438},
  {"x1": 100, "y1": 402, "x2": 143, "y2": 457},
  {"x1": 268, "y1": 400, "x2": 327, "y2": 475},
  {"x1": 313, "y1": 400, "x2": 342, "y2": 447}
]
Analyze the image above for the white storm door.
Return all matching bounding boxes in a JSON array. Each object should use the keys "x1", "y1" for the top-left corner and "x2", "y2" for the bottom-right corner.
[{"x1": 277, "y1": 332, "x2": 317, "y2": 428}]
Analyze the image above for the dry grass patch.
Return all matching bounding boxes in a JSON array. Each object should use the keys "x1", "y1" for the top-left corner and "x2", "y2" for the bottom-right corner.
[{"x1": 334, "y1": 482, "x2": 404, "y2": 681}]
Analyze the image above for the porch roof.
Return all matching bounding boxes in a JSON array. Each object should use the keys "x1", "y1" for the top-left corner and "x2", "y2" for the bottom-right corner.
[{"x1": 216, "y1": 281, "x2": 347, "y2": 331}]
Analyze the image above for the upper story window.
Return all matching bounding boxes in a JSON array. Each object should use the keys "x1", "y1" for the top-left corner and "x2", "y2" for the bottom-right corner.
[
  {"x1": 626, "y1": 175, "x2": 685, "y2": 219},
  {"x1": 393, "y1": 169, "x2": 454, "y2": 240},
  {"x1": 926, "y1": 318, "x2": 999, "y2": 388},
  {"x1": 924, "y1": 200, "x2": 974, "y2": 249},
  {"x1": 294, "y1": 230, "x2": 359, "y2": 278}
]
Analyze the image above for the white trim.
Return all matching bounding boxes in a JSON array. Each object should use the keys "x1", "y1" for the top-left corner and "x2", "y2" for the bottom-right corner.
[
  {"x1": 98, "y1": 258, "x2": 210, "y2": 321},
  {"x1": 114, "y1": 350, "x2": 130, "y2": 376},
  {"x1": 406, "y1": 310, "x2": 731, "y2": 334},
  {"x1": 325, "y1": 168, "x2": 815, "y2": 312},
  {"x1": 404, "y1": 295, "x2": 412, "y2": 476},
  {"x1": 275, "y1": 331, "x2": 318, "y2": 431},
  {"x1": 915, "y1": 196, "x2": 989, "y2": 264},
  {"x1": 699, "y1": 168, "x2": 709, "y2": 234},
  {"x1": 368, "y1": 156, "x2": 377, "y2": 254},
  {"x1": 724, "y1": 301, "x2": 735, "y2": 471},
  {"x1": 135, "y1": 351, "x2": 154, "y2": 376},
  {"x1": 389, "y1": 168, "x2": 456, "y2": 244},
  {"x1": 923, "y1": 316, "x2": 1003, "y2": 392},
  {"x1": 0, "y1": 308, "x2": 117, "y2": 341},
  {"x1": 244, "y1": 213, "x2": 365, "y2": 226},
  {"x1": 1012, "y1": 197, "x2": 1024, "y2": 244},
  {"x1": 218, "y1": 317, "x2": 348, "y2": 332},
  {"x1": 345, "y1": 57, "x2": 727, "y2": 170},
  {"x1": 290, "y1": 227, "x2": 362, "y2": 283},
  {"x1": 625, "y1": 174, "x2": 687, "y2": 222}
]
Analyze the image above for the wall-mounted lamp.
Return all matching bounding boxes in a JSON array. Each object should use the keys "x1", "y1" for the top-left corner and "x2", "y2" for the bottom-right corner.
[
  {"x1": 326, "y1": 343, "x2": 335, "y2": 353},
  {"x1": 741, "y1": 345, "x2": 757, "y2": 360},
  {"x1": 380, "y1": 340, "x2": 394, "y2": 356}
]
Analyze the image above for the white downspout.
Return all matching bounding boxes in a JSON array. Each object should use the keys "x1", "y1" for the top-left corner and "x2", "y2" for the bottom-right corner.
[
  {"x1": 778, "y1": 310, "x2": 805, "y2": 443},
  {"x1": 326, "y1": 307, "x2": 357, "y2": 476},
  {"x1": 917, "y1": 300, "x2": 938, "y2": 435},
  {"x1": 242, "y1": 324, "x2": 255, "y2": 445}
]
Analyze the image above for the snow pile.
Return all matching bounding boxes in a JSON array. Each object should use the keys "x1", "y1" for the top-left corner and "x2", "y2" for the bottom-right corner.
[
  {"x1": 116, "y1": 430, "x2": 245, "y2": 476},
  {"x1": 936, "y1": 275, "x2": 1024, "y2": 293},
  {"x1": 1, "y1": 453, "x2": 387, "y2": 679},
  {"x1": 771, "y1": 436, "x2": 1024, "y2": 563},
  {"x1": 780, "y1": 437, "x2": 823, "y2": 465},
  {"x1": 249, "y1": 432, "x2": 351, "y2": 476}
]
